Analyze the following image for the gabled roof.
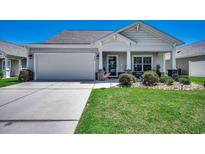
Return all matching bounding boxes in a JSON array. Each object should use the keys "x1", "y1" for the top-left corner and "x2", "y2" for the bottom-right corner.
[
  {"x1": 94, "y1": 21, "x2": 184, "y2": 46},
  {"x1": 44, "y1": 30, "x2": 114, "y2": 44},
  {"x1": 0, "y1": 41, "x2": 27, "y2": 57},
  {"x1": 44, "y1": 21, "x2": 184, "y2": 46},
  {"x1": 176, "y1": 40, "x2": 205, "y2": 58}
]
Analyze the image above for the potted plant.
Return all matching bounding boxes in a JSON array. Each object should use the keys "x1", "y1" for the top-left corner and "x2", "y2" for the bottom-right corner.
[{"x1": 156, "y1": 64, "x2": 161, "y2": 77}]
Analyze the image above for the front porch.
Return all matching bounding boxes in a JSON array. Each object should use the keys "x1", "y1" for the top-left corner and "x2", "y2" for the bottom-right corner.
[
  {"x1": 93, "y1": 22, "x2": 180, "y2": 80},
  {"x1": 0, "y1": 41, "x2": 28, "y2": 78},
  {"x1": 97, "y1": 50, "x2": 176, "y2": 80},
  {"x1": 0, "y1": 56, "x2": 26, "y2": 78}
]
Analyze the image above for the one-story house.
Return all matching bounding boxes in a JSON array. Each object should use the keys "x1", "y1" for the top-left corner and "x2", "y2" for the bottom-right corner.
[
  {"x1": 25, "y1": 21, "x2": 184, "y2": 81},
  {"x1": 0, "y1": 41, "x2": 27, "y2": 78},
  {"x1": 166, "y1": 41, "x2": 205, "y2": 77}
]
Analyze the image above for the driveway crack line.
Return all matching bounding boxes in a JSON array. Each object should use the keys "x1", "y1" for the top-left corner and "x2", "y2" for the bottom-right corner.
[{"x1": 0, "y1": 83, "x2": 55, "y2": 108}]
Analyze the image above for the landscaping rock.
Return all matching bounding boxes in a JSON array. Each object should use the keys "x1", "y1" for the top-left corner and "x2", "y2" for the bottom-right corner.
[{"x1": 131, "y1": 82, "x2": 204, "y2": 90}]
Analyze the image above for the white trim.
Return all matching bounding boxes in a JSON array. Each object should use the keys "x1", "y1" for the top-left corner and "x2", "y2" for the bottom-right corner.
[
  {"x1": 126, "y1": 49, "x2": 131, "y2": 70},
  {"x1": 26, "y1": 56, "x2": 30, "y2": 69},
  {"x1": 95, "y1": 33, "x2": 137, "y2": 46},
  {"x1": 132, "y1": 55, "x2": 153, "y2": 72},
  {"x1": 98, "y1": 49, "x2": 103, "y2": 70},
  {"x1": 117, "y1": 33, "x2": 137, "y2": 45},
  {"x1": 18, "y1": 59, "x2": 22, "y2": 73},
  {"x1": 107, "y1": 55, "x2": 118, "y2": 77},
  {"x1": 26, "y1": 44, "x2": 96, "y2": 49},
  {"x1": 2, "y1": 57, "x2": 11, "y2": 78},
  {"x1": 94, "y1": 21, "x2": 184, "y2": 46},
  {"x1": 93, "y1": 55, "x2": 96, "y2": 80},
  {"x1": 189, "y1": 61, "x2": 191, "y2": 76},
  {"x1": 171, "y1": 49, "x2": 176, "y2": 69},
  {"x1": 163, "y1": 53, "x2": 166, "y2": 73},
  {"x1": 34, "y1": 53, "x2": 37, "y2": 80},
  {"x1": 33, "y1": 52, "x2": 96, "y2": 56}
]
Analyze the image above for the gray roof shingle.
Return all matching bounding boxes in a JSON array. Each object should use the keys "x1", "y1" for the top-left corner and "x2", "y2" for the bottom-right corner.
[
  {"x1": 44, "y1": 30, "x2": 114, "y2": 44},
  {"x1": 176, "y1": 40, "x2": 205, "y2": 58},
  {"x1": 0, "y1": 41, "x2": 27, "y2": 57}
]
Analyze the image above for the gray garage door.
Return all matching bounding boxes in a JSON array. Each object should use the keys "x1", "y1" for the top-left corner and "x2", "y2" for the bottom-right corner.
[
  {"x1": 35, "y1": 53, "x2": 95, "y2": 80},
  {"x1": 189, "y1": 60, "x2": 205, "y2": 77}
]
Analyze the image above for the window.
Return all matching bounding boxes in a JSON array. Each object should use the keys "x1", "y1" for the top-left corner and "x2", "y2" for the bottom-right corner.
[
  {"x1": 143, "y1": 57, "x2": 152, "y2": 71},
  {"x1": 133, "y1": 56, "x2": 152, "y2": 72},
  {"x1": 133, "y1": 57, "x2": 142, "y2": 71}
]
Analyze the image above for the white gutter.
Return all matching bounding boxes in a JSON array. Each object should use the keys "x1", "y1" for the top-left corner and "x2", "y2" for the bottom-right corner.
[{"x1": 25, "y1": 44, "x2": 97, "y2": 49}]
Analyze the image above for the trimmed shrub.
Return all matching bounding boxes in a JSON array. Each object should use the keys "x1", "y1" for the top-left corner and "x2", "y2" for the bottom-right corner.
[
  {"x1": 142, "y1": 71, "x2": 159, "y2": 86},
  {"x1": 119, "y1": 73, "x2": 136, "y2": 86},
  {"x1": 178, "y1": 77, "x2": 191, "y2": 85},
  {"x1": 176, "y1": 75, "x2": 190, "y2": 82},
  {"x1": 165, "y1": 78, "x2": 174, "y2": 86},
  {"x1": 160, "y1": 76, "x2": 173, "y2": 83},
  {"x1": 18, "y1": 69, "x2": 34, "y2": 82},
  {"x1": 0, "y1": 69, "x2": 3, "y2": 79}
]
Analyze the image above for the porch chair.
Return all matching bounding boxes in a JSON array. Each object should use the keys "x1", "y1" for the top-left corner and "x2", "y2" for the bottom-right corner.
[{"x1": 101, "y1": 72, "x2": 111, "y2": 80}]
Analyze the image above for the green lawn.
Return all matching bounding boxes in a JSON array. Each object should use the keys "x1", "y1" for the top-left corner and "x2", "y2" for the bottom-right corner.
[
  {"x1": 75, "y1": 88, "x2": 205, "y2": 134},
  {"x1": 0, "y1": 77, "x2": 20, "y2": 88},
  {"x1": 190, "y1": 77, "x2": 205, "y2": 85},
  {"x1": 179, "y1": 75, "x2": 205, "y2": 85}
]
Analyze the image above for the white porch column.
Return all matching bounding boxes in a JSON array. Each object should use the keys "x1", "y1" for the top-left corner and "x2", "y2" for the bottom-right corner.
[
  {"x1": 163, "y1": 53, "x2": 166, "y2": 74},
  {"x1": 4, "y1": 56, "x2": 10, "y2": 78},
  {"x1": 26, "y1": 56, "x2": 30, "y2": 69},
  {"x1": 126, "y1": 49, "x2": 131, "y2": 70},
  {"x1": 98, "y1": 49, "x2": 103, "y2": 70},
  {"x1": 171, "y1": 46, "x2": 176, "y2": 69},
  {"x1": 19, "y1": 59, "x2": 22, "y2": 72}
]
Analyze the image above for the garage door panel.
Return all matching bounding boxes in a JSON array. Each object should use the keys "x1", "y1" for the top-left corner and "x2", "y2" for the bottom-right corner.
[
  {"x1": 189, "y1": 61, "x2": 205, "y2": 77},
  {"x1": 36, "y1": 53, "x2": 95, "y2": 80}
]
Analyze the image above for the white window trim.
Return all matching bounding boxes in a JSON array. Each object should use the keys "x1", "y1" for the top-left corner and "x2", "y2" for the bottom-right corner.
[
  {"x1": 132, "y1": 55, "x2": 153, "y2": 72},
  {"x1": 107, "y1": 55, "x2": 118, "y2": 77},
  {"x1": 2, "y1": 59, "x2": 11, "y2": 70}
]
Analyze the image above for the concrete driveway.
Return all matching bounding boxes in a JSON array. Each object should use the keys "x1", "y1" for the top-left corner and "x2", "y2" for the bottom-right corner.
[{"x1": 0, "y1": 82, "x2": 94, "y2": 134}]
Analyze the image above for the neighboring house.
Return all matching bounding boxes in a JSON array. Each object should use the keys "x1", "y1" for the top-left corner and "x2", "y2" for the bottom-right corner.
[
  {"x1": 24, "y1": 21, "x2": 184, "y2": 81},
  {"x1": 166, "y1": 41, "x2": 205, "y2": 77},
  {"x1": 0, "y1": 41, "x2": 27, "y2": 78}
]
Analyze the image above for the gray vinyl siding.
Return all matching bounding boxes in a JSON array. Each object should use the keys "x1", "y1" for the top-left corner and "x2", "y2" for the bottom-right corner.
[
  {"x1": 166, "y1": 55, "x2": 205, "y2": 75},
  {"x1": 153, "y1": 53, "x2": 164, "y2": 72},
  {"x1": 120, "y1": 27, "x2": 173, "y2": 51}
]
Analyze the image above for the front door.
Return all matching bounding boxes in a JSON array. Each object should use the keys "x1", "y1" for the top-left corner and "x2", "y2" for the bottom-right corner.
[{"x1": 107, "y1": 55, "x2": 118, "y2": 77}]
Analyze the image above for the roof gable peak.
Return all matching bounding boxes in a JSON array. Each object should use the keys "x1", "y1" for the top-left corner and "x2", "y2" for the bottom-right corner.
[{"x1": 94, "y1": 21, "x2": 184, "y2": 46}]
